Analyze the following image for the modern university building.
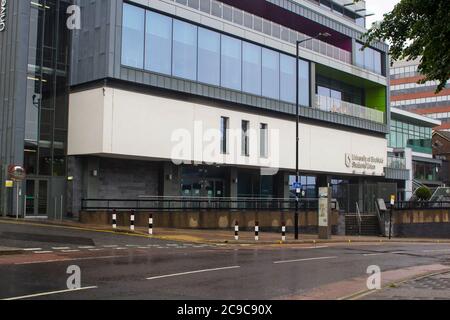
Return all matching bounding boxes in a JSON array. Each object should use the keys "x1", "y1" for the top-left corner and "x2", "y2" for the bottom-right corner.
[{"x1": 0, "y1": 0, "x2": 393, "y2": 219}]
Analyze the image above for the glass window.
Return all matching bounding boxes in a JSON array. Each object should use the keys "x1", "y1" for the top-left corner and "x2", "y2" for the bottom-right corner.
[
  {"x1": 280, "y1": 54, "x2": 296, "y2": 103},
  {"x1": 330, "y1": 89, "x2": 342, "y2": 100},
  {"x1": 318, "y1": 86, "x2": 330, "y2": 97},
  {"x1": 220, "y1": 117, "x2": 229, "y2": 154},
  {"x1": 221, "y1": 35, "x2": 242, "y2": 91},
  {"x1": 373, "y1": 50, "x2": 382, "y2": 75},
  {"x1": 262, "y1": 48, "x2": 280, "y2": 100},
  {"x1": 242, "y1": 120, "x2": 250, "y2": 157},
  {"x1": 145, "y1": 11, "x2": 172, "y2": 75},
  {"x1": 364, "y1": 46, "x2": 374, "y2": 72},
  {"x1": 243, "y1": 42, "x2": 262, "y2": 95},
  {"x1": 355, "y1": 42, "x2": 364, "y2": 68},
  {"x1": 260, "y1": 123, "x2": 268, "y2": 158},
  {"x1": 173, "y1": 19, "x2": 197, "y2": 81},
  {"x1": 121, "y1": 4, "x2": 145, "y2": 68},
  {"x1": 198, "y1": 28, "x2": 221, "y2": 86},
  {"x1": 298, "y1": 60, "x2": 310, "y2": 106}
]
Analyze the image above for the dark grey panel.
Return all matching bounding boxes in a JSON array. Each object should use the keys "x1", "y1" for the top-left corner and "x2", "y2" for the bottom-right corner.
[
  {"x1": 384, "y1": 168, "x2": 409, "y2": 181},
  {"x1": 70, "y1": 0, "x2": 118, "y2": 86},
  {"x1": 266, "y1": 0, "x2": 389, "y2": 53}
]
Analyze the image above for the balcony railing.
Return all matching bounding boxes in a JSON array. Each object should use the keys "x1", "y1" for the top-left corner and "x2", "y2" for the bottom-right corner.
[
  {"x1": 387, "y1": 156, "x2": 407, "y2": 170},
  {"x1": 167, "y1": 0, "x2": 352, "y2": 65},
  {"x1": 314, "y1": 95, "x2": 385, "y2": 124}
]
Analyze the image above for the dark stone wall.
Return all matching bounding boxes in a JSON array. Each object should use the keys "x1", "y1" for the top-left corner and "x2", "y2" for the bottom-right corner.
[
  {"x1": 395, "y1": 223, "x2": 450, "y2": 239},
  {"x1": 97, "y1": 158, "x2": 160, "y2": 199}
]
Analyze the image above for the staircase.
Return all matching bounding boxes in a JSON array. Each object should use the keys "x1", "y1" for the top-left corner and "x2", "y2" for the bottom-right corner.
[{"x1": 345, "y1": 214, "x2": 381, "y2": 236}]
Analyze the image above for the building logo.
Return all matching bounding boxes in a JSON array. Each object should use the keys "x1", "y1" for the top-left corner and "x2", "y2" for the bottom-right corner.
[
  {"x1": 345, "y1": 154, "x2": 352, "y2": 168},
  {"x1": 0, "y1": 0, "x2": 6, "y2": 32}
]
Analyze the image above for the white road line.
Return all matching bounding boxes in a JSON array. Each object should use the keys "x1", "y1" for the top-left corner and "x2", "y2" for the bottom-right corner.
[
  {"x1": 390, "y1": 251, "x2": 406, "y2": 254},
  {"x1": 52, "y1": 247, "x2": 71, "y2": 250},
  {"x1": 115, "y1": 248, "x2": 128, "y2": 250},
  {"x1": 61, "y1": 250, "x2": 80, "y2": 253},
  {"x1": 78, "y1": 246, "x2": 96, "y2": 249},
  {"x1": 3, "y1": 286, "x2": 98, "y2": 301},
  {"x1": 88, "y1": 248, "x2": 104, "y2": 252},
  {"x1": 125, "y1": 245, "x2": 140, "y2": 247},
  {"x1": 34, "y1": 251, "x2": 53, "y2": 254},
  {"x1": 147, "y1": 266, "x2": 240, "y2": 280},
  {"x1": 14, "y1": 255, "x2": 121, "y2": 265},
  {"x1": 274, "y1": 256, "x2": 337, "y2": 264},
  {"x1": 103, "y1": 245, "x2": 118, "y2": 248},
  {"x1": 363, "y1": 253, "x2": 386, "y2": 256},
  {"x1": 423, "y1": 249, "x2": 450, "y2": 253},
  {"x1": 23, "y1": 248, "x2": 42, "y2": 251}
]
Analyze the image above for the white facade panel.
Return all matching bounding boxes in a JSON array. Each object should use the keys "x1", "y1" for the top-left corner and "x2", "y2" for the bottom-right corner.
[{"x1": 68, "y1": 88, "x2": 387, "y2": 176}]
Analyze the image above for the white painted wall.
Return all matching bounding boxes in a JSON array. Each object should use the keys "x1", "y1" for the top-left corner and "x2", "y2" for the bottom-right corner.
[{"x1": 68, "y1": 88, "x2": 388, "y2": 176}]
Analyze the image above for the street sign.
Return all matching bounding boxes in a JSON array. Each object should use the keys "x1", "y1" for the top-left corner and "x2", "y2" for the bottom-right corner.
[
  {"x1": 390, "y1": 195, "x2": 396, "y2": 206},
  {"x1": 292, "y1": 182, "x2": 301, "y2": 189},
  {"x1": 8, "y1": 165, "x2": 26, "y2": 181},
  {"x1": 5, "y1": 180, "x2": 13, "y2": 188}
]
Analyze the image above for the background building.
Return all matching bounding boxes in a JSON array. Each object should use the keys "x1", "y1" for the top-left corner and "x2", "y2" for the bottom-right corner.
[
  {"x1": 1, "y1": 0, "x2": 391, "y2": 219},
  {"x1": 391, "y1": 59, "x2": 450, "y2": 131},
  {"x1": 387, "y1": 107, "x2": 441, "y2": 200}
]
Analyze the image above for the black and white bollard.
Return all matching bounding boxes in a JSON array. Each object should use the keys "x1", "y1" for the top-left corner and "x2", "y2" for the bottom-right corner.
[
  {"x1": 234, "y1": 221, "x2": 239, "y2": 241},
  {"x1": 149, "y1": 214, "x2": 153, "y2": 235},
  {"x1": 255, "y1": 221, "x2": 259, "y2": 241},
  {"x1": 281, "y1": 222, "x2": 286, "y2": 242},
  {"x1": 130, "y1": 211, "x2": 135, "y2": 231},
  {"x1": 112, "y1": 211, "x2": 117, "y2": 229}
]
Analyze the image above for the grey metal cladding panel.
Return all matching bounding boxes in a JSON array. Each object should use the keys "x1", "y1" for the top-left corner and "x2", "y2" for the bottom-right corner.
[
  {"x1": 266, "y1": 0, "x2": 388, "y2": 53},
  {"x1": 117, "y1": 67, "x2": 387, "y2": 134},
  {"x1": 385, "y1": 168, "x2": 410, "y2": 181},
  {"x1": 70, "y1": 0, "x2": 115, "y2": 86},
  {"x1": 0, "y1": 0, "x2": 29, "y2": 165}
]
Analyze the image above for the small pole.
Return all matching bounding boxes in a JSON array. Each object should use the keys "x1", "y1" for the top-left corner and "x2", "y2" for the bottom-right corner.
[
  {"x1": 149, "y1": 214, "x2": 153, "y2": 235},
  {"x1": 255, "y1": 221, "x2": 259, "y2": 241},
  {"x1": 234, "y1": 221, "x2": 239, "y2": 241},
  {"x1": 130, "y1": 211, "x2": 135, "y2": 231},
  {"x1": 282, "y1": 222, "x2": 286, "y2": 242},
  {"x1": 389, "y1": 205, "x2": 393, "y2": 240},
  {"x1": 112, "y1": 210, "x2": 117, "y2": 229}
]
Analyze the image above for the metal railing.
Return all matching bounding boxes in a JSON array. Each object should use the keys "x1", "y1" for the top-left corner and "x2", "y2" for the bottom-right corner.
[
  {"x1": 355, "y1": 202, "x2": 362, "y2": 235},
  {"x1": 315, "y1": 95, "x2": 385, "y2": 124},
  {"x1": 391, "y1": 201, "x2": 450, "y2": 210},
  {"x1": 387, "y1": 156, "x2": 407, "y2": 170},
  {"x1": 81, "y1": 197, "x2": 334, "y2": 212},
  {"x1": 167, "y1": 0, "x2": 352, "y2": 65}
]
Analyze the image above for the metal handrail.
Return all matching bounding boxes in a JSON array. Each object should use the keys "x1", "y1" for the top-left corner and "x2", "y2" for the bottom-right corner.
[
  {"x1": 81, "y1": 197, "x2": 339, "y2": 212},
  {"x1": 356, "y1": 202, "x2": 362, "y2": 236}
]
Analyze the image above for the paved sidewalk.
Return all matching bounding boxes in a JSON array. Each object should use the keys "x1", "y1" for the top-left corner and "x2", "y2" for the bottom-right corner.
[
  {"x1": 1, "y1": 217, "x2": 450, "y2": 245},
  {"x1": 362, "y1": 271, "x2": 450, "y2": 300}
]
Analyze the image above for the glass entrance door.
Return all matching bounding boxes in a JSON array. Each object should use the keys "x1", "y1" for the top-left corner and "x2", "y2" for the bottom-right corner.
[{"x1": 25, "y1": 179, "x2": 49, "y2": 217}]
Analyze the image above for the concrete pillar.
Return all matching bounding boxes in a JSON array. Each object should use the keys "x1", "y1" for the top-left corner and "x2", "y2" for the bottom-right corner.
[{"x1": 229, "y1": 167, "x2": 238, "y2": 199}]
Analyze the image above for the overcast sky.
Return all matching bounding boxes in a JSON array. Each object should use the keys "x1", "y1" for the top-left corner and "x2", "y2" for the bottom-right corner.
[{"x1": 365, "y1": 0, "x2": 400, "y2": 27}]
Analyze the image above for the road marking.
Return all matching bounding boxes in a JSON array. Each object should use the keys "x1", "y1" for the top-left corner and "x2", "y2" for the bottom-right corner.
[
  {"x1": 78, "y1": 246, "x2": 96, "y2": 249},
  {"x1": 23, "y1": 248, "x2": 42, "y2": 251},
  {"x1": 103, "y1": 245, "x2": 118, "y2": 248},
  {"x1": 34, "y1": 251, "x2": 53, "y2": 254},
  {"x1": 126, "y1": 245, "x2": 140, "y2": 247},
  {"x1": 88, "y1": 248, "x2": 104, "y2": 251},
  {"x1": 390, "y1": 251, "x2": 406, "y2": 254},
  {"x1": 3, "y1": 286, "x2": 98, "y2": 300},
  {"x1": 146, "y1": 266, "x2": 240, "y2": 280},
  {"x1": 61, "y1": 250, "x2": 80, "y2": 253},
  {"x1": 115, "y1": 248, "x2": 128, "y2": 250},
  {"x1": 15, "y1": 255, "x2": 121, "y2": 265},
  {"x1": 274, "y1": 256, "x2": 337, "y2": 264},
  {"x1": 52, "y1": 247, "x2": 71, "y2": 250},
  {"x1": 423, "y1": 249, "x2": 450, "y2": 253},
  {"x1": 363, "y1": 253, "x2": 386, "y2": 256}
]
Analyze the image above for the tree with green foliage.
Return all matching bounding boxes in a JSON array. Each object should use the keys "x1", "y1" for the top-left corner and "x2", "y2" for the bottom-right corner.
[
  {"x1": 359, "y1": 0, "x2": 450, "y2": 93},
  {"x1": 415, "y1": 186, "x2": 432, "y2": 201}
]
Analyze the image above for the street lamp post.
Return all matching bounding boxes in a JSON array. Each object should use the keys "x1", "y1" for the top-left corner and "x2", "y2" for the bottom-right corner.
[{"x1": 294, "y1": 32, "x2": 331, "y2": 240}]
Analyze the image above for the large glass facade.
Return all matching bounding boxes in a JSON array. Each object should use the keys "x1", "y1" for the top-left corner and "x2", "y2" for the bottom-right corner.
[
  {"x1": 388, "y1": 119, "x2": 433, "y2": 154},
  {"x1": 121, "y1": 4, "x2": 311, "y2": 107},
  {"x1": 25, "y1": 0, "x2": 70, "y2": 178}
]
